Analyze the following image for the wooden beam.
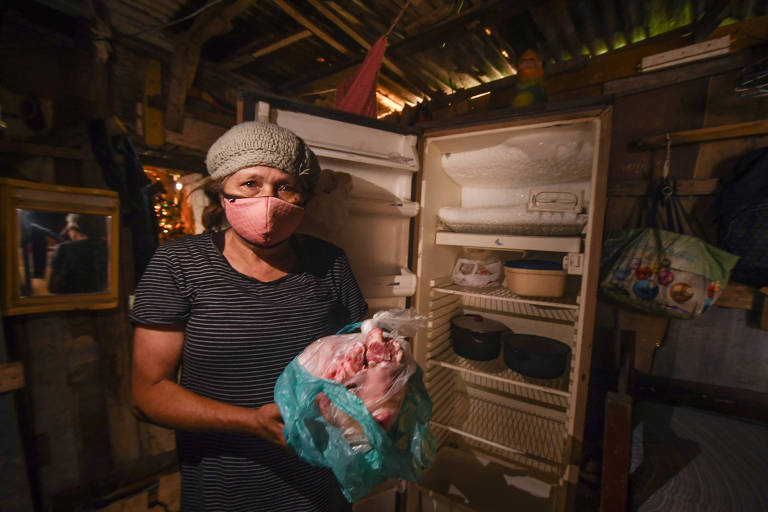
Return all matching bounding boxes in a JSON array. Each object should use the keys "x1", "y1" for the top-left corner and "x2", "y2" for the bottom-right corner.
[
  {"x1": 693, "y1": 0, "x2": 738, "y2": 41},
  {"x1": 600, "y1": 392, "x2": 631, "y2": 512},
  {"x1": 632, "y1": 372, "x2": 768, "y2": 422},
  {"x1": 530, "y1": 3, "x2": 566, "y2": 61},
  {"x1": 279, "y1": 0, "x2": 534, "y2": 95},
  {"x1": 620, "y1": 0, "x2": 643, "y2": 43},
  {"x1": 608, "y1": 178, "x2": 719, "y2": 196},
  {"x1": 576, "y1": 0, "x2": 599, "y2": 56},
  {"x1": 252, "y1": 29, "x2": 312, "y2": 58},
  {"x1": 305, "y1": 0, "x2": 432, "y2": 99},
  {"x1": 635, "y1": 119, "x2": 768, "y2": 149},
  {"x1": 603, "y1": 52, "x2": 749, "y2": 97},
  {"x1": 143, "y1": 59, "x2": 164, "y2": 148},
  {"x1": 718, "y1": 281, "x2": 758, "y2": 310},
  {"x1": 136, "y1": 108, "x2": 227, "y2": 153},
  {"x1": 272, "y1": 0, "x2": 349, "y2": 54},
  {"x1": 0, "y1": 362, "x2": 24, "y2": 393},
  {"x1": 0, "y1": 140, "x2": 93, "y2": 160},
  {"x1": 601, "y1": 0, "x2": 619, "y2": 49},
  {"x1": 761, "y1": 288, "x2": 768, "y2": 330},
  {"x1": 552, "y1": 0, "x2": 584, "y2": 59},
  {"x1": 165, "y1": 0, "x2": 254, "y2": 133},
  {"x1": 221, "y1": 30, "x2": 312, "y2": 71}
]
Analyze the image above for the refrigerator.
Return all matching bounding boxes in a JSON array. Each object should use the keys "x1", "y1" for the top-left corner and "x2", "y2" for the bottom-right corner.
[{"x1": 239, "y1": 94, "x2": 612, "y2": 512}]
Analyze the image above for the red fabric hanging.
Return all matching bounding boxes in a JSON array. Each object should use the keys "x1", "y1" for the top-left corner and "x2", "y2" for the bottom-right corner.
[{"x1": 335, "y1": 35, "x2": 388, "y2": 118}]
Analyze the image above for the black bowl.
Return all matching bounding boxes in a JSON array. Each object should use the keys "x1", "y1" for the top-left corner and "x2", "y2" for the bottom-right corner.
[
  {"x1": 450, "y1": 314, "x2": 508, "y2": 361},
  {"x1": 501, "y1": 333, "x2": 570, "y2": 379}
]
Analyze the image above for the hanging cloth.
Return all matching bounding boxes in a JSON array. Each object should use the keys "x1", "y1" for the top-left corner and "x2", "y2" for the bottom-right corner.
[
  {"x1": 334, "y1": 35, "x2": 388, "y2": 118},
  {"x1": 334, "y1": 0, "x2": 411, "y2": 117}
]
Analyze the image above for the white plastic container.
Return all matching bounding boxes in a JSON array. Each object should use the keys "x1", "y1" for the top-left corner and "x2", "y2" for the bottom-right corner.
[{"x1": 503, "y1": 260, "x2": 566, "y2": 297}]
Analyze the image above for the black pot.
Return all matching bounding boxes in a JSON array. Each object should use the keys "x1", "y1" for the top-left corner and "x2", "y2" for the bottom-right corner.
[
  {"x1": 450, "y1": 315, "x2": 508, "y2": 361},
  {"x1": 501, "y1": 333, "x2": 571, "y2": 379}
]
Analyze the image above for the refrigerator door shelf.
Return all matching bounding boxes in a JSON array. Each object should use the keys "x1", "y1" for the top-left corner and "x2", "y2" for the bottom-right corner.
[
  {"x1": 274, "y1": 109, "x2": 419, "y2": 171},
  {"x1": 348, "y1": 197, "x2": 420, "y2": 217},
  {"x1": 435, "y1": 232, "x2": 582, "y2": 253},
  {"x1": 358, "y1": 268, "x2": 417, "y2": 298}
]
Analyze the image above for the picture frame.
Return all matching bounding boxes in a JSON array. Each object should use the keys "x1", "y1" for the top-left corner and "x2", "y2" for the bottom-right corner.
[{"x1": 0, "y1": 178, "x2": 120, "y2": 315}]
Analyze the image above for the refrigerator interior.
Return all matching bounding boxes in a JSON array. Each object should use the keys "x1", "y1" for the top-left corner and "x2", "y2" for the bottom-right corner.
[{"x1": 412, "y1": 113, "x2": 609, "y2": 512}]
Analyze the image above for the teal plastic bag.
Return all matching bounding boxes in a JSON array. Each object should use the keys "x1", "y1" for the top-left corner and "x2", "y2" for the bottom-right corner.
[{"x1": 274, "y1": 310, "x2": 436, "y2": 502}]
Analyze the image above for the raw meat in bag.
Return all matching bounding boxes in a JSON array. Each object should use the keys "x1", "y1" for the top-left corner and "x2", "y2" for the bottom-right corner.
[{"x1": 274, "y1": 309, "x2": 436, "y2": 502}]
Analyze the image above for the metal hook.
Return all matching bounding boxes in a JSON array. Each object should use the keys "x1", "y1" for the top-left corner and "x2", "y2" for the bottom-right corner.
[{"x1": 662, "y1": 132, "x2": 671, "y2": 179}]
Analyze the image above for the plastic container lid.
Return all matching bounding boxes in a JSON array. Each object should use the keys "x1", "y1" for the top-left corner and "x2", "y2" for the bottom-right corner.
[
  {"x1": 504, "y1": 259, "x2": 563, "y2": 271},
  {"x1": 451, "y1": 314, "x2": 508, "y2": 333}
]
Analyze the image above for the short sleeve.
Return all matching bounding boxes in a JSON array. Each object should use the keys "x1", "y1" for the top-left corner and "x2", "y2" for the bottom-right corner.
[
  {"x1": 334, "y1": 252, "x2": 368, "y2": 324},
  {"x1": 129, "y1": 244, "x2": 192, "y2": 326}
]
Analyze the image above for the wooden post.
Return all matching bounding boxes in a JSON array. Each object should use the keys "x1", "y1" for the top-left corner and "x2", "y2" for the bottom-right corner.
[
  {"x1": 165, "y1": 0, "x2": 254, "y2": 133},
  {"x1": 0, "y1": 362, "x2": 24, "y2": 393},
  {"x1": 600, "y1": 392, "x2": 632, "y2": 512},
  {"x1": 143, "y1": 59, "x2": 164, "y2": 147}
]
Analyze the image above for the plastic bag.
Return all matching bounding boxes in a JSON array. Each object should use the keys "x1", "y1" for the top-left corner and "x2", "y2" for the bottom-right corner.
[
  {"x1": 600, "y1": 228, "x2": 738, "y2": 319},
  {"x1": 274, "y1": 309, "x2": 436, "y2": 502},
  {"x1": 600, "y1": 180, "x2": 738, "y2": 319},
  {"x1": 452, "y1": 249, "x2": 502, "y2": 287}
]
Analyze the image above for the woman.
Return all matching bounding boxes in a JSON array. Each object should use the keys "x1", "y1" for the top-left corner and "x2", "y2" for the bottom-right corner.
[{"x1": 130, "y1": 121, "x2": 368, "y2": 511}]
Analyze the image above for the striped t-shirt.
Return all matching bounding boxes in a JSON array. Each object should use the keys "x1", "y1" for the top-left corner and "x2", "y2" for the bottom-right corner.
[{"x1": 130, "y1": 232, "x2": 368, "y2": 512}]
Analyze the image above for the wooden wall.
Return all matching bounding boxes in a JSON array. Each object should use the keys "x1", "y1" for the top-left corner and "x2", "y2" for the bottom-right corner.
[{"x1": 0, "y1": 14, "x2": 180, "y2": 512}]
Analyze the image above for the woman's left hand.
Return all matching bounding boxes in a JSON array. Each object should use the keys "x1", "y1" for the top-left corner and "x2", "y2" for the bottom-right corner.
[{"x1": 250, "y1": 402, "x2": 286, "y2": 446}]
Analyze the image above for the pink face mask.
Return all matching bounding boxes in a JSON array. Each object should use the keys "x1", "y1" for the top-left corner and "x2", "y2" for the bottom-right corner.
[{"x1": 221, "y1": 195, "x2": 304, "y2": 248}]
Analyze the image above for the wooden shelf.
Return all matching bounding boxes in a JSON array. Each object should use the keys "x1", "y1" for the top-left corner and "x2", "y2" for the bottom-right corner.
[
  {"x1": 0, "y1": 362, "x2": 24, "y2": 393},
  {"x1": 635, "y1": 119, "x2": 768, "y2": 149},
  {"x1": 435, "y1": 231, "x2": 582, "y2": 253}
]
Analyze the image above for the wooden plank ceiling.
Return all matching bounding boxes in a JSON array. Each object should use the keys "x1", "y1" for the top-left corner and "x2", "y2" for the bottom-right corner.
[{"x1": 34, "y1": 0, "x2": 768, "y2": 118}]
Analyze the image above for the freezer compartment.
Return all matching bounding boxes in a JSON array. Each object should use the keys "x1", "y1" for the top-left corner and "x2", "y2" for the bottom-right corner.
[
  {"x1": 437, "y1": 205, "x2": 587, "y2": 237},
  {"x1": 416, "y1": 447, "x2": 556, "y2": 512},
  {"x1": 421, "y1": 120, "x2": 596, "y2": 239}
]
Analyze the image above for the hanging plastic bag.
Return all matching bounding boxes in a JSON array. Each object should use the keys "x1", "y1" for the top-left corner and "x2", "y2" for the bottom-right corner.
[
  {"x1": 600, "y1": 179, "x2": 739, "y2": 319},
  {"x1": 274, "y1": 309, "x2": 436, "y2": 502}
]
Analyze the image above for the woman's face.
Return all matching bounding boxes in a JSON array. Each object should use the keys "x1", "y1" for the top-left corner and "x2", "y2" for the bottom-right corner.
[{"x1": 221, "y1": 166, "x2": 305, "y2": 205}]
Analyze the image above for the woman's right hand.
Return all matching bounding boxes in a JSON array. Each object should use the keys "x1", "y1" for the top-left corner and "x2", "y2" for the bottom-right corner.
[{"x1": 251, "y1": 403, "x2": 286, "y2": 447}]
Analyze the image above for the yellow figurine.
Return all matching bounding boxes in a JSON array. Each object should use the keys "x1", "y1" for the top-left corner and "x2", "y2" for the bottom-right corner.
[{"x1": 511, "y1": 50, "x2": 547, "y2": 107}]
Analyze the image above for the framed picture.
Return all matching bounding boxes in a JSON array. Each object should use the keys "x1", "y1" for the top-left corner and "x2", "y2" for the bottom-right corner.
[{"x1": 0, "y1": 178, "x2": 120, "y2": 315}]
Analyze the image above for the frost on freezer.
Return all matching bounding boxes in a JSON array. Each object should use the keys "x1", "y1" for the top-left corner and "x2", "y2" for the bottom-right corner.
[{"x1": 436, "y1": 123, "x2": 594, "y2": 237}]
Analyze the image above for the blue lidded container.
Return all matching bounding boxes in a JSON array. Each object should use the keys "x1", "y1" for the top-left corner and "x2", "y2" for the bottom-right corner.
[{"x1": 503, "y1": 259, "x2": 566, "y2": 297}]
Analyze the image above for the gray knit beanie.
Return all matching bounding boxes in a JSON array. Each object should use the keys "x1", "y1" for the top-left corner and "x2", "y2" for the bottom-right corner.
[{"x1": 205, "y1": 121, "x2": 320, "y2": 191}]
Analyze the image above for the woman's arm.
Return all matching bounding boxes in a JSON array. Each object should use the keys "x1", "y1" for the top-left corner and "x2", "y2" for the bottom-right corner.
[{"x1": 131, "y1": 325, "x2": 286, "y2": 446}]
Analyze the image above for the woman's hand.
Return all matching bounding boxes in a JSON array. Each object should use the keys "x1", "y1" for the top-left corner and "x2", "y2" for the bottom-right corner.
[{"x1": 251, "y1": 403, "x2": 287, "y2": 447}]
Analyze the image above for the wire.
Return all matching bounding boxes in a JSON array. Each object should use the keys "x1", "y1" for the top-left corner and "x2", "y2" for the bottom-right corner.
[{"x1": 98, "y1": 0, "x2": 228, "y2": 40}]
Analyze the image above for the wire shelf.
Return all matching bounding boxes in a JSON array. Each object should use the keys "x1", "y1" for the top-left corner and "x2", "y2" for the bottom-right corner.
[
  {"x1": 429, "y1": 350, "x2": 571, "y2": 398},
  {"x1": 430, "y1": 392, "x2": 566, "y2": 464},
  {"x1": 432, "y1": 284, "x2": 579, "y2": 321}
]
